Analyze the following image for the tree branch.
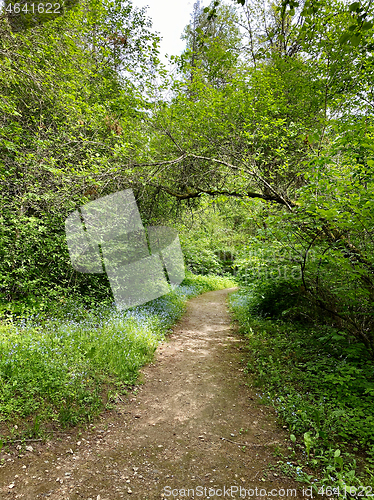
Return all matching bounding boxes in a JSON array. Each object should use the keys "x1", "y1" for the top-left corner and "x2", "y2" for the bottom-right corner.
[
  {"x1": 133, "y1": 153, "x2": 296, "y2": 209},
  {"x1": 148, "y1": 184, "x2": 294, "y2": 205}
]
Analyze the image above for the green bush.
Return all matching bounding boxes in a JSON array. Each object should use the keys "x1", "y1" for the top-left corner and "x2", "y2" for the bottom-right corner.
[
  {"x1": 245, "y1": 278, "x2": 304, "y2": 319},
  {"x1": 182, "y1": 247, "x2": 224, "y2": 275},
  {"x1": 229, "y1": 288, "x2": 374, "y2": 488}
]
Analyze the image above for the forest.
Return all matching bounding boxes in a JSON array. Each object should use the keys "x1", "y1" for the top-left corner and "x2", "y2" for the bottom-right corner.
[{"x1": 1, "y1": 0, "x2": 374, "y2": 493}]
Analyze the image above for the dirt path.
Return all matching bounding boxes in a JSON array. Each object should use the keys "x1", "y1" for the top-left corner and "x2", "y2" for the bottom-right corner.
[{"x1": 0, "y1": 289, "x2": 304, "y2": 499}]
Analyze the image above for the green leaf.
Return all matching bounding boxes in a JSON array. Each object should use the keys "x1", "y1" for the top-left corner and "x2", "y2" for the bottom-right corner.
[
  {"x1": 339, "y1": 32, "x2": 351, "y2": 44},
  {"x1": 350, "y1": 34, "x2": 361, "y2": 46},
  {"x1": 349, "y1": 2, "x2": 360, "y2": 12},
  {"x1": 362, "y1": 21, "x2": 373, "y2": 30}
]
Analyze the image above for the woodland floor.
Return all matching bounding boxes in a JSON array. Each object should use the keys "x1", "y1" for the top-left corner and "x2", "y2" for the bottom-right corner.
[{"x1": 0, "y1": 288, "x2": 305, "y2": 499}]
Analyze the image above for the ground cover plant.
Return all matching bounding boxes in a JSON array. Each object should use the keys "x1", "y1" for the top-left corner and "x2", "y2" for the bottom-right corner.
[
  {"x1": 0, "y1": 273, "x2": 236, "y2": 443},
  {"x1": 229, "y1": 287, "x2": 374, "y2": 492}
]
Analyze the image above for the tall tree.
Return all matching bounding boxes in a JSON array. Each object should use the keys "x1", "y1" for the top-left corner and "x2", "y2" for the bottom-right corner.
[
  {"x1": 0, "y1": 0, "x2": 161, "y2": 303},
  {"x1": 179, "y1": 0, "x2": 242, "y2": 88}
]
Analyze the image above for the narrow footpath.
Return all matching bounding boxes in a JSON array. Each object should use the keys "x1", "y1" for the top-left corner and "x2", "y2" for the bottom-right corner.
[{"x1": 0, "y1": 288, "x2": 304, "y2": 499}]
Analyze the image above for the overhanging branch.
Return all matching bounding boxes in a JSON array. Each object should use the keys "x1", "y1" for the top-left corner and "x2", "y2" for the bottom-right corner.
[
  {"x1": 149, "y1": 184, "x2": 293, "y2": 206},
  {"x1": 133, "y1": 153, "x2": 296, "y2": 208}
]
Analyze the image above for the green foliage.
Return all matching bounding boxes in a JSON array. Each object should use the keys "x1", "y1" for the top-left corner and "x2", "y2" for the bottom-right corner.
[
  {"x1": 180, "y1": 1, "x2": 242, "y2": 87},
  {"x1": 181, "y1": 272, "x2": 237, "y2": 293},
  {"x1": 0, "y1": 0, "x2": 161, "y2": 306},
  {"x1": 176, "y1": 198, "x2": 249, "y2": 277},
  {"x1": 183, "y1": 246, "x2": 224, "y2": 275},
  {"x1": 271, "y1": 117, "x2": 374, "y2": 355},
  {"x1": 241, "y1": 279, "x2": 304, "y2": 320},
  {"x1": 230, "y1": 288, "x2": 374, "y2": 486}
]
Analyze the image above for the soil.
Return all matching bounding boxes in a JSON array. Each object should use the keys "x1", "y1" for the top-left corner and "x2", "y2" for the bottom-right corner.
[{"x1": 0, "y1": 288, "x2": 307, "y2": 499}]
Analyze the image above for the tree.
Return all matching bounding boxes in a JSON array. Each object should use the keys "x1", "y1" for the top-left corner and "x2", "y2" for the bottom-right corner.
[
  {"x1": 131, "y1": 0, "x2": 374, "y2": 356},
  {"x1": 0, "y1": 0, "x2": 161, "y2": 304},
  {"x1": 178, "y1": 0, "x2": 242, "y2": 88}
]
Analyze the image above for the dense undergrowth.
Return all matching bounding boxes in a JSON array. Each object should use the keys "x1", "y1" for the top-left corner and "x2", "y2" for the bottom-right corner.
[
  {"x1": 0, "y1": 273, "x2": 235, "y2": 443},
  {"x1": 229, "y1": 285, "x2": 374, "y2": 491}
]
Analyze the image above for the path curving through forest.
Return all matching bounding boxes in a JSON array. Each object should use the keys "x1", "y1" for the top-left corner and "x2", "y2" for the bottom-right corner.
[{"x1": 0, "y1": 288, "x2": 304, "y2": 499}]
